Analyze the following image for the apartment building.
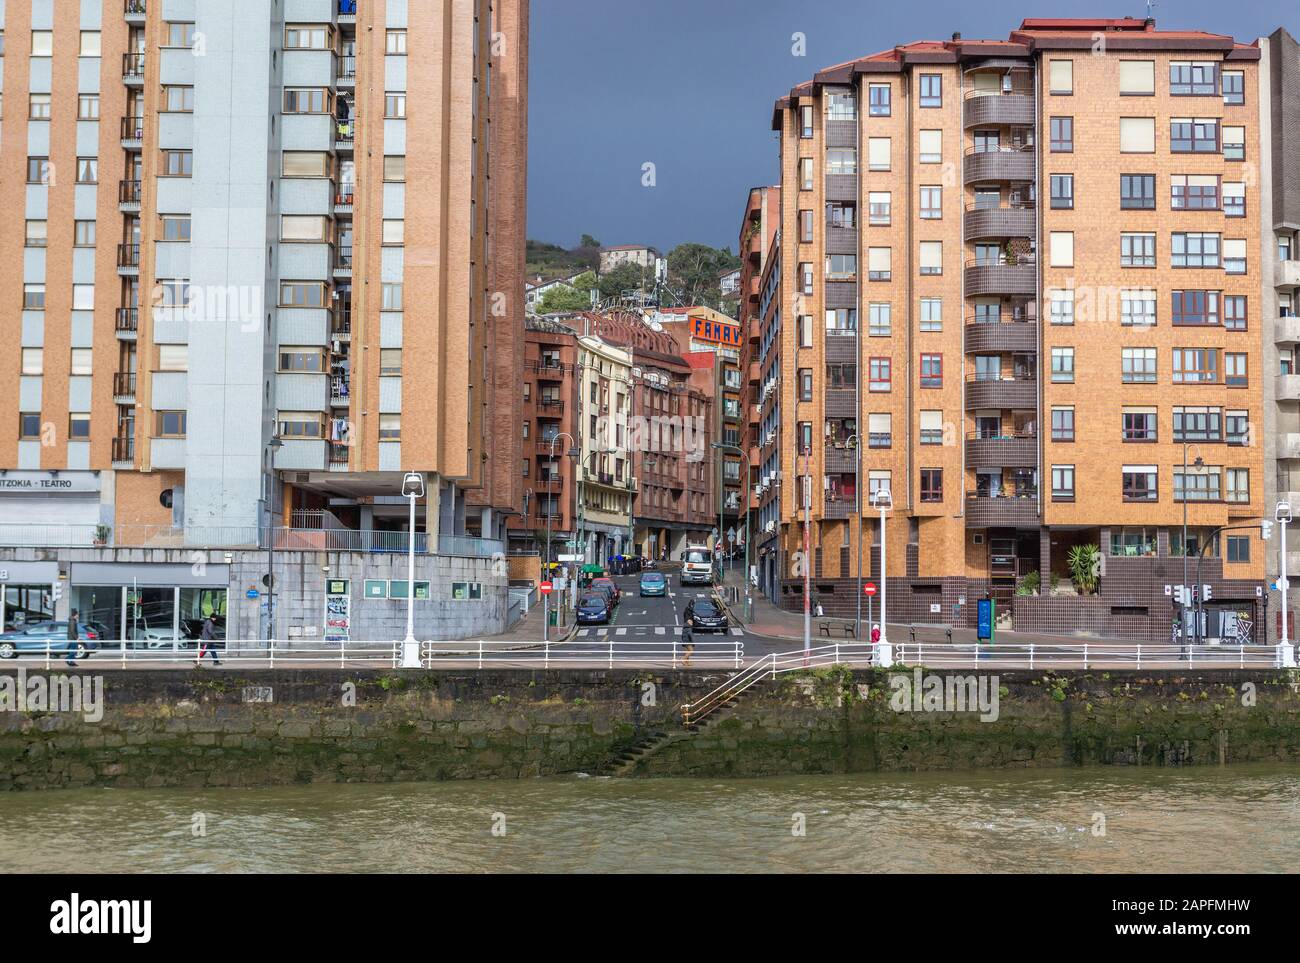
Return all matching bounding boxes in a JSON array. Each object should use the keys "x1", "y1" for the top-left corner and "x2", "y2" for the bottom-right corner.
[
  {"x1": 0, "y1": 0, "x2": 528, "y2": 641},
  {"x1": 598, "y1": 244, "x2": 659, "y2": 275},
  {"x1": 753, "y1": 228, "x2": 783, "y2": 597},
  {"x1": 769, "y1": 17, "x2": 1270, "y2": 643}
]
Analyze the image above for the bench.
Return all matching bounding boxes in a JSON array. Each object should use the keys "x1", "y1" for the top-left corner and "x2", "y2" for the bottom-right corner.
[
  {"x1": 818, "y1": 618, "x2": 857, "y2": 638},
  {"x1": 908, "y1": 622, "x2": 954, "y2": 643}
]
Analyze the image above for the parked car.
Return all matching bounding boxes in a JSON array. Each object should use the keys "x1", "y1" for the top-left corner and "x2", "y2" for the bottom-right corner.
[
  {"x1": 576, "y1": 594, "x2": 611, "y2": 625},
  {"x1": 683, "y1": 597, "x2": 728, "y2": 637},
  {"x1": 0, "y1": 621, "x2": 100, "y2": 660},
  {"x1": 591, "y1": 577, "x2": 621, "y2": 605},
  {"x1": 590, "y1": 583, "x2": 619, "y2": 611},
  {"x1": 639, "y1": 571, "x2": 667, "y2": 597}
]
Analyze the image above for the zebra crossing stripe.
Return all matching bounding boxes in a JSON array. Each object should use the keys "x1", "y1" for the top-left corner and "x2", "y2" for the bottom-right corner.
[
  {"x1": 673, "y1": 627, "x2": 683, "y2": 635},
  {"x1": 579, "y1": 629, "x2": 590, "y2": 637},
  {"x1": 655, "y1": 626, "x2": 665, "y2": 635},
  {"x1": 616, "y1": 628, "x2": 627, "y2": 636}
]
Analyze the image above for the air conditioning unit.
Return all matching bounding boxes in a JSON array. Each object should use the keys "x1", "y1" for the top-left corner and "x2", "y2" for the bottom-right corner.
[{"x1": 765, "y1": 520, "x2": 776, "y2": 533}]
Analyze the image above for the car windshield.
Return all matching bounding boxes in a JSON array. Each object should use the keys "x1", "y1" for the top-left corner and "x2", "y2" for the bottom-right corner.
[
  {"x1": 685, "y1": 550, "x2": 710, "y2": 564},
  {"x1": 642, "y1": 573, "x2": 664, "y2": 582},
  {"x1": 693, "y1": 602, "x2": 719, "y2": 617},
  {"x1": 579, "y1": 596, "x2": 605, "y2": 608}
]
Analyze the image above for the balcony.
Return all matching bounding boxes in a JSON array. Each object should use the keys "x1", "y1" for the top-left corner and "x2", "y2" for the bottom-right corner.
[
  {"x1": 338, "y1": 0, "x2": 358, "y2": 22},
  {"x1": 966, "y1": 433, "x2": 1037, "y2": 469},
  {"x1": 964, "y1": 259, "x2": 1036, "y2": 297},
  {"x1": 122, "y1": 52, "x2": 145, "y2": 83},
  {"x1": 965, "y1": 375, "x2": 1036, "y2": 410},
  {"x1": 965, "y1": 493, "x2": 1039, "y2": 528},
  {"x1": 124, "y1": 0, "x2": 146, "y2": 22},
  {"x1": 331, "y1": 312, "x2": 352, "y2": 341},
  {"x1": 748, "y1": 361, "x2": 761, "y2": 384},
  {"x1": 963, "y1": 145, "x2": 1035, "y2": 184},
  {"x1": 1275, "y1": 316, "x2": 1300, "y2": 344},
  {"x1": 334, "y1": 188, "x2": 354, "y2": 212},
  {"x1": 825, "y1": 225, "x2": 858, "y2": 254},
  {"x1": 115, "y1": 308, "x2": 138, "y2": 339},
  {"x1": 111, "y1": 436, "x2": 135, "y2": 467},
  {"x1": 824, "y1": 446, "x2": 857, "y2": 472},
  {"x1": 328, "y1": 443, "x2": 350, "y2": 470},
  {"x1": 963, "y1": 89, "x2": 1034, "y2": 128},
  {"x1": 823, "y1": 494, "x2": 854, "y2": 519},
  {"x1": 337, "y1": 55, "x2": 357, "y2": 86},
  {"x1": 964, "y1": 317, "x2": 1038, "y2": 353},
  {"x1": 120, "y1": 115, "x2": 144, "y2": 147},
  {"x1": 335, "y1": 118, "x2": 355, "y2": 150},
  {"x1": 825, "y1": 173, "x2": 857, "y2": 201},
  {"x1": 1276, "y1": 259, "x2": 1300, "y2": 289},
  {"x1": 113, "y1": 372, "x2": 137, "y2": 403},
  {"x1": 330, "y1": 376, "x2": 351, "y2": 407},
  {"x1": 1279, "y1": 434, "x2": 1300, "y2": 460},
  {"x1": 1277, "y1": 375, "x2": 1300, "y2": 402},
  {"x1": 117, "y1": 243, "x2": 140, "y2": 275},
  {"x1": 118, "y1": 179, "x2": 141, "y2": 211},
  {"x1": 335, "y1": 245, "x2": 353, "y2": 275},
  {"x1": 537, "y1": 397, "x2": 565, "y2": 413},
  {"x1": 824, "y1": 388, "x2": 856, "y2": 418},
  {"x1": 964, "y1": 205, "x2": 1036, "y2": 242}
]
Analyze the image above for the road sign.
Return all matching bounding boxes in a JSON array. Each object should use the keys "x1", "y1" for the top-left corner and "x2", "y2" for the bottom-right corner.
[
  {"x1": 863, "y1": 582, "x2": 877, "y2": 597},
  {"x1": 539, "y1": 581, "x2": 554, "y2": 595},
  {"x1": 977, "y1": 598, "x2": 995, "y2": 642},
  {"x1": 558, "y1": 554, "x2": 583, "y2": 562}
]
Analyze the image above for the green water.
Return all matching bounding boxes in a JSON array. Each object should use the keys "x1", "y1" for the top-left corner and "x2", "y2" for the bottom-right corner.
[{"x1": 1, "y1": 764, "x2": 1296, "y2": 873}]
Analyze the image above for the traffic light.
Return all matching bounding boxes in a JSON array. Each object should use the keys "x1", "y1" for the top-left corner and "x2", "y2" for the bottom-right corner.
[
  {"x1": 1202, "y1": 584, "x2": 1213, "y2": 602},
  {"x1": 51, "y1": 580, "x2": 64, "y2": 603},
  {"x1": 1262, "y1": 520, "x2": 1274, "y2": 540}
]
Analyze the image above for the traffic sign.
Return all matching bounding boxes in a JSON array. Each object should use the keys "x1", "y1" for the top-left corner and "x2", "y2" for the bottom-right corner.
[
  {"x1": 558, "y1": 554, "x2": 583, "y2": 562},
  {"x1": 863, "y1": 582, "x2": 877, "y2": 596},
  {"x1": 539, "y1": 581, "x2": 554, "y2": 595}
]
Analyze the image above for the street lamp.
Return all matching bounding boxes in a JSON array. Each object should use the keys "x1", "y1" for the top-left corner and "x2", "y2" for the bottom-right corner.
[
  {"x1": 1181, "y1": 443, "x2": 1205, "y2": 639},
  {"x1": 712, "y1": 442, "x2": 751, "y2": 620},
  {"x1": 400, "y1": 471, "x2": 424, "y2": 667},
  {"x1": 265, "y1": 437, "x2": 283, "y2": 644},
  {"x1": 543, "y1": 431, "x2": 577, "y2": 643},
  {"x1": 870, "y1": 486, "x2": 893, "y2": 667},
  {"x1": 844, "y1": 432, "x2": 862, "y2": 640},
  {"x1": 1277, "y1": 500, "x2": 1294, "y2": 665}
]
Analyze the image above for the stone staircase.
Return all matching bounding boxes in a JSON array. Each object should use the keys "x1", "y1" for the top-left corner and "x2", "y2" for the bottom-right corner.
[{"x1": 603, "y1": 702, "x2": 743, "y2": 777}]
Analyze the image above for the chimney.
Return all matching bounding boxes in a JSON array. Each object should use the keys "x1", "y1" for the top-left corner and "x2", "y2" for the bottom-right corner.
[
  {"x1": 1143, "y1": 18, "x2": 1155, "y2": 30},
  {"x1": 951, "y1": 31, "x2": 962, "y2": 41}
]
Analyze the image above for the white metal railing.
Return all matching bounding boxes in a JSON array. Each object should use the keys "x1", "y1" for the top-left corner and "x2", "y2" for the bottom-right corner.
[{"x1": 422, "y1": 639, "x2": 743, "y2": 669}]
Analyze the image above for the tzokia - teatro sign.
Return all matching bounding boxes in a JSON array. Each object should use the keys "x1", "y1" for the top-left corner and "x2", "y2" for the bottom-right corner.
[
  {"x1": 689, "y1": 316, "x2": 743, "y2": 348},
  {"x1": 0, "y1": 471, "x2": 101, "y2": 494}
]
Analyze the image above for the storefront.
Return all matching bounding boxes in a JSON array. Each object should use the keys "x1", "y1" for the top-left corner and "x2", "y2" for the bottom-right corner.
[
  {"x1": 0, "y1": 560, "x2": 60, "y2": 631},
  {"x1": 70, "y1": 562, "x2": 230, "y2": 648},
  {"x1": 0, "y1": 470, "x2": 106, "y2": 544}
]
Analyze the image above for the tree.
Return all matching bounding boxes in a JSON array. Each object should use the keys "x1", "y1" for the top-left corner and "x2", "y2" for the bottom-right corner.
[
  {"x1": 580, "y1": 234, "x2": 601, "y2": 249},
  {"x1": 597, "y1": 262, "x2": 649, "y2": 300},
  {"x1": 536, "y1": 283, "x2": 591, "y2": 314},
  {"x1": 666, "y1": 242, "x2": 741, "y2": 309}
]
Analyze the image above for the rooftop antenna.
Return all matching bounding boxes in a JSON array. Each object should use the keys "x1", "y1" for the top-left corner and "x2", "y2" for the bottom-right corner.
[{"x1": 1145, "y1": 0, "x2": 1156, "y2": 18}]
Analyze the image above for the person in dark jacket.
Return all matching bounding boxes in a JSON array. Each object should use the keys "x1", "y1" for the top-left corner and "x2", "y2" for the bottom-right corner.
[
  {"x1": 195, "y1": 614, "x2": 222, "y2": 666},
  {"x1": 66, "y1": 609, "x2": 81, "y2": 667}
]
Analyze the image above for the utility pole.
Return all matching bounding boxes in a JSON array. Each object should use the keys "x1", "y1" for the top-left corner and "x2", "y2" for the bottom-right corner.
[{"x1": 802, "y1": 445, "x2": 811, "y2": 664}]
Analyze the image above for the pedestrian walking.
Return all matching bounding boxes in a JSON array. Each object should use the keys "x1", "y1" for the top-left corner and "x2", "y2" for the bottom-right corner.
[
  {"x1": 66, "y1": 608, "x2": 81, "y2": 667},
  {"x1": 870, "y1": 623, "x2": 881, "y2": 645},
  {"x1": 196, "y1": 614, "x2": 222, "y2": 666},
  {"x1": 815, "y1": 601, "x2": 825, "y2": 618}
]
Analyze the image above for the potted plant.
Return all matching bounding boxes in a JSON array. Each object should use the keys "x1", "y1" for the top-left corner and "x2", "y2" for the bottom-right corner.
[
  {"x1": 1067, "y1": 544, "x2": 1101, "y2": 595},
  {"x1": 93, "y1": 523, "x2": 111, "y2": 547}
]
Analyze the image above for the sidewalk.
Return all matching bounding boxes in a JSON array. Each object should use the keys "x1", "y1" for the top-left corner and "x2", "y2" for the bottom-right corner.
[{"x1": 486, "y1": 597, "x2": 577, "y2": 644}]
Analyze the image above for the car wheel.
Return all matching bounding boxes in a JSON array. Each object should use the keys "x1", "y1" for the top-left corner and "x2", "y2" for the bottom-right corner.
[
  {"x1": 0, "y1": 642, "x2": 15, "y2": 659},
  {"x1": 73, "y1": 643, "x2": 88, "y2": 660}
]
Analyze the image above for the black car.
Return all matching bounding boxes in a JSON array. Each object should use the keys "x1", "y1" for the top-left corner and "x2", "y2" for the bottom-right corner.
[
  {"x1": 576, "y1": 594, "x2": 611, "y2": 625},
  {"x1": 683, "y1": 597, "x2": 728, "y2": 636}
]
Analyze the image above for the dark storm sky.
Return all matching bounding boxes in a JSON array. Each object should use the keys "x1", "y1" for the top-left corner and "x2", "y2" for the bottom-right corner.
[{"x1": 526, "y1": 0, "x2": 1293, "y2": 252}]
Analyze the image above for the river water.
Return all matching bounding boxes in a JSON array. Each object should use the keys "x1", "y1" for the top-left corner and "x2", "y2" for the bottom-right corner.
[{"x1": 1, "y1": 764, "x2": 1296, "y2": 873}]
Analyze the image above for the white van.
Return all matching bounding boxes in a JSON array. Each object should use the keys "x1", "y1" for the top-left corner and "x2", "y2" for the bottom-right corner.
[{"x1": 680, "y1": 545, "x2": 715, "y2": 586}]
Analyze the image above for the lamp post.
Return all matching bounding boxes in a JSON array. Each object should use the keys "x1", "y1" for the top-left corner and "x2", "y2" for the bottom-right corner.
[
  {"x1": 844, "y1": 433, "x2": 862, "y2": 640},
  {"x1": 712, "y1": 443, "x2": 751, "y2": 620},
  {"x1": 265, "y1": 437, "x2": 282, "y2": 644},
  {"x1": 870, "y1": 486, "x2": 893, "y2": 666},
  {"x1": 400, "y1": 472, "x2": 424, "y2": 667},
  {"x1": 1181, "y1": 443, "x2": 1204, "y2": 640},
  {"x1": 543, "y1": 431, "x2": 576, "y2": 643},
  {"x1": 1278, "y1": 500, "x2": 1294, "y2": 666}
]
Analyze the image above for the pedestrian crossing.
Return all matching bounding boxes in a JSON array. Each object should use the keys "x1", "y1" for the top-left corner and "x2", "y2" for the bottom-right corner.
[{"x1": 577, "y1": 626, "x2": 744, "y2": 637}]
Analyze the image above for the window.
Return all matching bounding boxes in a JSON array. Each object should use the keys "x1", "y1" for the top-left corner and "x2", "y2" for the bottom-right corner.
[
  {"x1": 281, "y1": 215, "x2": 329, "y2": 242},
  {"x1": 1171, "y1": 174, "x2": 1219, "y2": 210},
  {"x1": 19, "y1": 413, "x2": 42, "y2": 440},
  {"x1": 1119, "y1": 60, "x2": 1155, "y2": 95},
  {"x1": 824, "y1": 308, "x2": 855, "y2": 333},
  {"x1": 157, "y1": 279, "x2": 190, "y2": 307},
  {"x1": 21, "y1": 348, "x2": 43, "y2": 375},
  {"x1": 1223, "y1": 295, "x2": 1247, "y2": 331},
  {"x1": 1170, "y1": 61, "x2": 1217, "y2": 96},
  {"x1": 386, "y1": 29, "x2": 407, "y2": 54},
  {"x1": 381, "y1": 283, "x2": 404, "y2": 311},
  {"x1": 919, "y1": 410, "x2": 943, "y2": 446},
  {"x1": 799, "y1": 314, "x2": 813, "y2": 347},
  {"x1": 1112, "y1": 528, "x2": 1157, "y2": 557},
  {"x1": 1172, "y1": 290, "x2": 1219, "y2": 326},
  {"x1": 283, "y1": 88, "x2": 329, "y2": 113},
  {"x1": 1049, "y1": 174, "x2": 1074, "y2": 209},
  {"x1": 919, "y1": 74, "x2": 942, "y2": 107},
  {"x1": 27, "y1": 157, "x2": 50, "y2": 184},
  {"x1": 162, "y1": 85, "x2": 194, "y2": 112},
  {"x1": 868, "y1": 303, "x2": 891, "y2": 337},
  {"x1": 28, "y1": 93, "x2": 51, "y2": 119},
  {"x1": 826, "y1": 201, "x2": 856, "y2": 228},
  {"x1": 379, "y1": 415, "x2": 401, "y2": 441},
  {"x1": 1051, "y1": 347, "x2": 1074, "y2": 383},
  {"x1": 282, "y1": 151, "x2": 330, "y2": 177},
  {"x1": 1224, "y1": 469, "x2": 1248, "y2": 505},
  {"x1": 1051, "y1": 407, "x2": 1075, "y2": 441},
  {"x1": 1120, "y1": 288, "x2": 1156, "y2": 327},
  {"x1": 1174, "y1": 467, "x2": 1220, "y2": 502},
  {"x1": 1174, "y1": 406, "x2": 1222, "y2": 442},
  {"x1": 1171, "y1": 232, "x2": 1220, "y2": 268},
  {"x1": 166, "y1": 22, "x2": 196, "y2": 47},
  {"x1": 1222, "y1": 126, "x2": 1245, "y2": 160},
  {"x1": 1049, "y1": 232, "x2": 1074, "y2": 268},
  {"x1": 1170, "y1": 117, "x2": 1218, "y2": 152},
  {"x1": 25, "y1": 220, "x2": 47, "y2": 248},
  {"x1": 74, "y1": 221, "x2": 96, "y2": 247},
  {"x1": 76, "y1": 158, "x2": 98, "y2": 183},
  {"x1": 868, "y1": 84, "x2": 890, "y2": 117},
  {"x1": 31, "y1": 31, "x2": 53, "y2": 56},
  {"x1": 826, "y1": 90, "x2": 856, "y2": 120},
  {"x1": 798, "y1": 422, "x2": 813, "y2": 453},
  {"x1": 867, "y1": 192, "x2": 890, "y2": 226},
  {"x1": 1122, "y1": 466, "x2": 1158, "y2": 502},
  {"x1": 918, "y1": 241, "x2": 942, "y2": 275},
  {"x1": 68, "y1": 413, "x2": 90, "y2": 440},
  {"x1": 920, "y1": 469, "x2": 943, "y2": 502},
  {"x1": 919, "y1": 129, "x2": 942, "y2": 163},
  {"x1": 867, "y1": 247, "x2": 891, "y2": 282},
  {"x1": 920, "y1": 298, "x2": 942, "y2": 332},
  {"x1": 919, "y1": 354, "x2": 942, "y2": 389},
  {"x1": 155, "y1": 411, "x2": 187, "y2": 438},
  {"x1": 380, "y1": 349, "x2": 402, "y2": 376},
  {"x1": 1173, "y1": 347, "x2": 1218, "y2": 384},
  {"x1": 1049, "y1": 289, "x2": 1074, "y2": 326},
  {"x1": 23, "y1": 284, "x2": 45, "y2": 310},
  {"x1": 385, "y1": 92, "x2": 406, "y2": 118},
  {"x1": 1119, "y1": 117, "x2": 1155, "y2": 153},
  {"x1": 156, "y1": 344, "x2": 187, "y2": 372},
  {"x1": 285, "y1": 24, "x2": 331, "y2": 49},
  {"x1": 799, "y1": 105, "x2": 813, "y2": 139},
  {"x1": 797, "y1": 368, "x2": 812, "y2": 402},
  {"x1": 1122, "y1": 409, "x2": 1156, "y2": 442},
  {"x1": 867, "y1": 138, "x2": 889, "y2": 171},
  {"x1": 868, "y1": 471, "x2": 892, "y2": 503},
  {"x1": 869, "y1": 358, "x2": 891, "y2": 392},
  {"x1": 1120, "y1": 173, "x2": 1155, "y2": 209},
  {"x1": 919, "y1": 186, "x2": 942, "y2": 219},
  {"x1": 278, "y1": 348, "x2": 325, "y2": 373},
  {"x1": 72, "y1": 284, "x2": 94, "y2": 310},
  {"x1": 1222, "y1": 71, "x2": 1244, "y2": 106},
  {"x1": 384, "y1": 155, "x2": 406, "y2": 182},
  {"x1": 77, "y1": 94, "x2": 99, "y2": 119},
  {"x1": 867, "y1": 412, "x2": 890, "y2": 448},
  {"x1": 1225, "y1": 352, "x2": 1247, "y2": 387},
  {"x1": 280, "y1": 281, "x2": 326, "y2": 308},
  {"x1": 1223, "y1": 239, "x2": 1246, "y2": 275},
  {"x1": 1050, "y1": 116, "x2": 1073, "y2": 152},
  {"x1": 277, "y1": 411, "x2": 324, "y2": 439},
  {"x1": 1120, "y1": 233, "x2": 1156, "y2": 268},
  {"x1": 800, "y1": 158, "x2": 813, "y2": 191},
  {"x1": 826, "y1": 363, "x2": 856, "y2": 388},
  {"x1": 1226, "y1": 535, "x2": 1250, "y2": 563},
  {"x1": 799, "y1": 208, "x2": 814, "y2": 243},
  {"x1": 1223, "y1": 182, "x2": 1245, "y2": 218},
  {"x1": 1051, "y1": 465, "x2": 1075, "y2": 501},
  {"x1": 161, "y1": 150, "x2": 192, "y2": 176},
  {"x1": 382, "y1": 219, "x2": 405, "y2": 245},
  {"x1": 1122, "y1": 347, "x2": 1156, "y2": 383},
  {"x1": 798, "y1": 262, "x2": 813, "y2": 294}
]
